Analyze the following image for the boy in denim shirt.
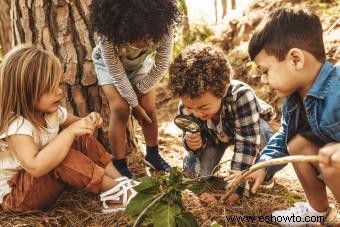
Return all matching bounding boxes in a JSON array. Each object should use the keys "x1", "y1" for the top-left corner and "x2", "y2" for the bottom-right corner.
[
  {"x1": 168, "y1": 43, "x2": 275, "y2": 206},
  {"x1": 247, "y1": 7, "x2": 340, "y2": 224}
]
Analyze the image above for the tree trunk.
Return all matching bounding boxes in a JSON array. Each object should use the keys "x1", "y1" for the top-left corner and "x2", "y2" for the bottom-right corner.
[
  {"x1": 214, "y1": 0, "x2": 218, "y2": 24},
  {"x1": 221, "y1": 0, "x2": 227, "y2": 19},
  {"x1": 0, "y1": 0, "x2": 12, "y2": 54},
  {"x1": 178, "y1": 0, "x2": 190, "y2": 44},
  {"x1": 10, "y1": 0, "x2": 138, "y2": 152},
  {"x1": 231, "y1": 0, "x2": 236, "y2": 10}
]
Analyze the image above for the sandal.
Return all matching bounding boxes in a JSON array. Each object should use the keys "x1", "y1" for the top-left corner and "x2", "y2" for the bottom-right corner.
[{"x1": 100, "y1": 176, "x2": 139, "y2": 213}]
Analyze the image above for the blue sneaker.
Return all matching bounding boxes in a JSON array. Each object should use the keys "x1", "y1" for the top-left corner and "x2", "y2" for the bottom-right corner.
[
  {"x1": 112, "y1": 159, "x2": 132, "y2": 179},
  {"x1": 144, "y1": 153, "x2": 171, "y2": 172}
]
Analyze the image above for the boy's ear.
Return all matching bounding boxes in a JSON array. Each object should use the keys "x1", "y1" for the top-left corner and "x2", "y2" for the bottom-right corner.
[{"x1": 286, "y1": 48, "x2": 305, "y2": 70}]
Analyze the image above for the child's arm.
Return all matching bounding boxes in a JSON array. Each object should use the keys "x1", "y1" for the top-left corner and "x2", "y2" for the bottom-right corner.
[
  {"x1": 99, "y1": 39, "x2": 152, "y2": 123},
  {"x1": 7, "y1": 116, "x2": 96, "y2": 177},
  {"x1": 256, "y1": 117, "x2": 289, "y2": 180},
  {"x1": 99, "y1": 39, "x2": 139, "y2": 108},
  {"x1": 61, "y1": 112, "x2": 103, "y2": 129},
  {"x1": 231, "y1": 90, "x2": 261, "y2": 196},
  {"x1": 247, "y1": 107, "x2": 290, "y2": 194},
  {"x1": 135, "y1": 31, "x2": 173, "y2": 94}
]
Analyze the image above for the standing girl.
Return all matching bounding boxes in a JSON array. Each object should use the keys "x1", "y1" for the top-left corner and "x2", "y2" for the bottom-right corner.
[
  {"x1": 0, "y1": 45, "x2": 137, "y2": 213},
  {"x1": 90, "y1": 0, "x2": 181, "y2": 178}
]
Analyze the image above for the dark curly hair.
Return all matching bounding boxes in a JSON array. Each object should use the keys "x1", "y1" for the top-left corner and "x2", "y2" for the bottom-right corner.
[
  {"x1": 90, "y1": 0, "x2": 181, "y2": 44},
  {"x1": 168, "y1": 43, "x2": 232, "y2": 99}
]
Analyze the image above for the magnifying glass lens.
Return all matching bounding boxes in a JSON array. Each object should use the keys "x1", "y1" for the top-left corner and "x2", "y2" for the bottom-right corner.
[{"x1": 174, "y1": 115, "x2": 201, "y2": 132}]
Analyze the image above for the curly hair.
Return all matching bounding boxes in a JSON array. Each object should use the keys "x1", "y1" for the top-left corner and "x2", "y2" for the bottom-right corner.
[
  {"x1": 168, "y1": 43, "x2": 232, "y2": 99},
  {"x1": 90, "y1": 0, "x2": 181, "y2": 44}
]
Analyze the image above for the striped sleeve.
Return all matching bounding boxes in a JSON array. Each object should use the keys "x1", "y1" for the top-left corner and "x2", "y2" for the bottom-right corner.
[
  {"x1": 99, "y1": 38, "x2": 139, "y2": 107},
  {"x1": 135, "y1": 31, "x2": 174, "y2": 93}
]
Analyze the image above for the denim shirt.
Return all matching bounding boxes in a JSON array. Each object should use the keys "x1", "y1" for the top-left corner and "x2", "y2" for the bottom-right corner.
[{"x1": 258, "y1": 61, "x2": 340, "y2": 181}]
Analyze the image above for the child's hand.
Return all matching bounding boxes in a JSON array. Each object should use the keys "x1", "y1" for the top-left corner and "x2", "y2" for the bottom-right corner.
[
  {"x1": 65, "y1": 117, "x2": 96, "y2": 138},
  {"x1": 185, "y1": 132, "x2": 202, "y2": 151},
  {"x1": 86, "y1": 112, "x2": 103, "y2": 128},
  {"x1": 225, "y1": 192, "x2": 240, "y2": 207},
  {"x1": 246, "y1": 168, "x2": 266, "y2": 194},
  {"x1": 319, "y1": 143, "x2": 340, "y2": 168},
  {"x1": 132, "y1": 105, "x2": 152, "y2": 126}
]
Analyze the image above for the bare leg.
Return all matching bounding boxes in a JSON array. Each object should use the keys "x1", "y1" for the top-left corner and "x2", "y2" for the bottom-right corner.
[
  {"x1": 288, "y1": 134, "x2": 328, "y2": 212},
  {"x1": 101, "y1": 85, "x2": 130, "y2": 160},
  {"x1": 139, "y1": 88, "x2": 158, "y2": 146},
  {"x1": 104, "y1": 162, "x2": 122, "y2": 179}
]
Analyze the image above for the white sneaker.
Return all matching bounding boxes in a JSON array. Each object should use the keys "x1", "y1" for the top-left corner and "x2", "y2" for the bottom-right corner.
[{"x1": 271, "y1": 202, "x2": 326, "y2": 226}]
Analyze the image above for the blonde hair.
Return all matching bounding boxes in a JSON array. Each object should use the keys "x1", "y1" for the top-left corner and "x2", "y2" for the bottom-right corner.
[{"x1": 0, "y1": 44, "x2": 62, "y2": 135}]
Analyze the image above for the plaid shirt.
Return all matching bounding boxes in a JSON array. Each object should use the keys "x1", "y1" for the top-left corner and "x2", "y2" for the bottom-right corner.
[{"x1": 179, "y1": 80, "x2": 275, "y2": 196}]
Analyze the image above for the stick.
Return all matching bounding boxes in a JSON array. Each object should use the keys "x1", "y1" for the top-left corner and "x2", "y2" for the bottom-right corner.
[
  {"x1": 222, "y1": 155, "x2": 321, "y2": 201},
  {"x1": 325, "y1": 17, "x2": 340, "y2": 34}
]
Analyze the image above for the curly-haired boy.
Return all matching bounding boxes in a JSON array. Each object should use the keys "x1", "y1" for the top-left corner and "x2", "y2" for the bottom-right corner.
[{"x1": 168, "y1": 43, "x2": 275, "y2": 205}]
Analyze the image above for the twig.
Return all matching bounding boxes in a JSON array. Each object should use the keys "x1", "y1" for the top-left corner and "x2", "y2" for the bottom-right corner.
[
  {"x1": 132, "y1": 193, "x2": 165, "y2": 227},
  {"x1": 325, "y1": 17, "x2": 340, "y2": 34},
  {"x1": 222, "y1": 155, "x2": 321, "y2": 201},
  {"x1": 211, "y1": 159, "x2": 231, "y2": 175}
]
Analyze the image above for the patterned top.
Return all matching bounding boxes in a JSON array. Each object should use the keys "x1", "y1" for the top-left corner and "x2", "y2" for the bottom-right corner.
[
  {"x1": 97, "y1": 32, "x2": 173, "y2": 107},
  {"x1": 179, "y1": 80, "x2": 275, "y2": 196}
]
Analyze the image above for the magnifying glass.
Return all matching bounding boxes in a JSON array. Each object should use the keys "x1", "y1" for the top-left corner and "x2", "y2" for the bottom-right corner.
[
  {"x1": 174, "y1": 114, "x2": 219, "y2": 146},
  {"x1": 174, "y1": 114, "x2": 203, "y2": 133}
]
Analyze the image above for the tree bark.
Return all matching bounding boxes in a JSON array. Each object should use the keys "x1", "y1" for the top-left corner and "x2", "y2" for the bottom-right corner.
[
  {"x1": 231, "y1": 0, "x2": 236, "y2": 9},
  {"x1": 178, "y1": 0, "x2": 190, "y2": 44},
  {"x1": 221, "y1": 0, "x2": 227, "y2": 19},
  {"x1": 0, "y1": 0, "x2": 12, "y2": 54},
  {"x1": 10, "y1": 0, "x2": 138, "y2": 151},
  {"x1": 214, "y1": 0, "x2": 218, "y2": 24}
]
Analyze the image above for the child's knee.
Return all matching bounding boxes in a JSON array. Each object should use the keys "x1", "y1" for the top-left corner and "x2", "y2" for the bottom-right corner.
[
  {"x1": 109, "y1": 103, "x2": 130, "y2": 122},
  {"x1": 141, "y1": 103, "x2": 156, "y2": 118},
  {"x1": 321, "y1": 166, "x2": 340, "y2": 183},
  {"x1": 287, "y1": 134, "x2": 319, "y2": 155},
  {"x1": 183, "y1": 154, "x2": 199, "y2": 178}
]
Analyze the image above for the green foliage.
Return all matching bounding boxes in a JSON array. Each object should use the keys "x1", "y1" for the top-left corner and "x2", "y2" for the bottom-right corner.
[
  {"x1": 126, "y1": 167, "x2": 205, "y2": 227},
  {"x1": 210, "y1": 221, "x2": 223, "y2": 227},
  {"x1": 284, "y1": 196, "x2": 303, "y2": 205},
  {"x1": 182, "y1": 23, "x2": 214, "y2": 45}
]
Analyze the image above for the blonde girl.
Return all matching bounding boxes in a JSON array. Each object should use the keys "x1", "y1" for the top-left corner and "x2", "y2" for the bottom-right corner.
[{"x1": 0, "y1": 44, "x2": 137, "y2": 213}]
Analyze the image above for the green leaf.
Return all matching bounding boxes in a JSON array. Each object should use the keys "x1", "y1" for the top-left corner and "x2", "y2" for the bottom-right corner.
[
  {"x1": 184, "y1": 180, "x2": 206, "y2": 194},
  {"x1": 169, "y1": 190, "x2": 182, "y2": 205},
  {"x1": 175, "y1": 212, "x2": 199, "y2": 227},
  {"x1": 150, "y1": 204, "x2": 181, "y2": 227},
  {"x1": 168, "y1": 167, "x2": 183, "y2": 186},
  {"x1": 126, "y1": 192, "x2": 161, "y2": 216},
  {"x1": 133, "y1": 177, "x2": 161, "y2": 194},
  {"x1": 210, "y1": 221, "x2": 223, "y2": 227},
  {"x1": 142, "y1": 216, "x2": 153, "y2": 226}
]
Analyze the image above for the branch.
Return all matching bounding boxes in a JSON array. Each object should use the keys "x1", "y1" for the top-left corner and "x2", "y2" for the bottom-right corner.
[{"x1": 222, "y1": 155, "x2": 321, "y2": 201}]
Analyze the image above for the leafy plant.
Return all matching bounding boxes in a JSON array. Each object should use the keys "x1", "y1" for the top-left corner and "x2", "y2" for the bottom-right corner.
[{"x1": 126, "y1": 167, "x2": 206, "y2": 227}]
